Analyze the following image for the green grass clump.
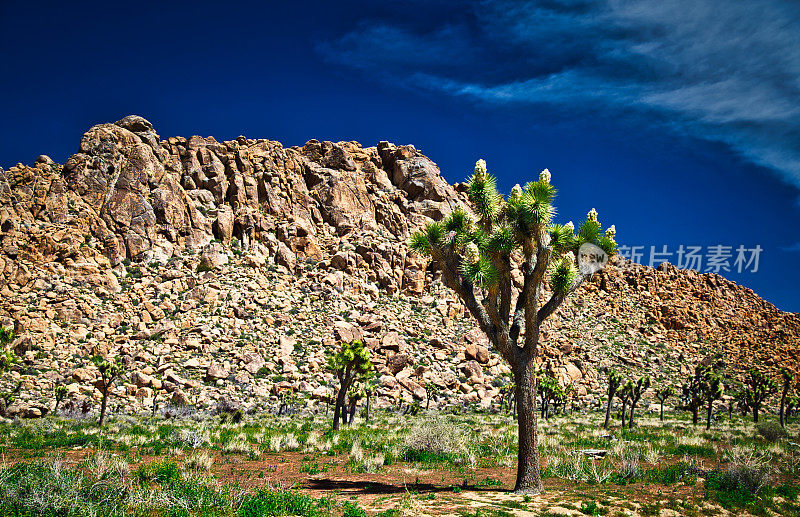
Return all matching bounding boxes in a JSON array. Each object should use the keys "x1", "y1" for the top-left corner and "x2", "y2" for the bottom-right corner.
[
  {"x1": 238, "y1": 487, "x2": 334, "y2": 516},
  {"x1": 135, "y1": 459, "x2": 182, "y2": 485}
]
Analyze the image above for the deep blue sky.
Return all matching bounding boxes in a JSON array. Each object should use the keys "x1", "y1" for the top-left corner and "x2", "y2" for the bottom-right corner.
[{"x1": 2, "y1": 1, "x2": 799, "y2": 312}]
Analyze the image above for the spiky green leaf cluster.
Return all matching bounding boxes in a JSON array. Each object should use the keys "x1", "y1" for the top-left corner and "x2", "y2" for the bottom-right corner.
[
  {"x1": 549, "y1": 257, "x2": 577, "y2": 294},
  {"x1": 328, "y1": 340, "x2": 373, "y2": 377},
  {"x1": 548, "y1": 224, "x2": 577, "y2": 255},
  {"x1": 461, "y1": 255, "x2": 499, "y2": 288},
  {"x1": 486, "y1": 224, "x2": 516, "y2": 254},
  {"x1": 0, "y1": 326, "x2": 14, "y2": 347},
  {"x1": 467, "y1": 168, "x2": 500, "y2": 223}
]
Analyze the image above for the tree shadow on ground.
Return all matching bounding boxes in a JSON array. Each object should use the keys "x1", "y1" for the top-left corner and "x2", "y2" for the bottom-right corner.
[{"x1": 305, "y1": 478, "x2": 508, "y2": 495}]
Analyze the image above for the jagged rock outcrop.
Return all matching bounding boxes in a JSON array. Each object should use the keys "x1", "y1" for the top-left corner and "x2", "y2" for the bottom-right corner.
[{"x1": 0, "y1": 115, "x2": 798, "y2": 419}]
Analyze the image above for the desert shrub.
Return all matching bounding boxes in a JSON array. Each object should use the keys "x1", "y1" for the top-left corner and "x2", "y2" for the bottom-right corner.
[
  {"x1": 756, "y1": 421, "x2": 787, "y2": 443},
  {"x1": 172, "y1": 428, "x2": 209, "y2": 448},
  {"x1": 184, "y1": 451, "x2": 214, "y2": 473},
  {"x1": 402, "y1": 419, "x2": 469, "y2": 463},
  {"x1": 706, "y1": 446, "x2": 774, "y2": 507},
  {"x1": 616, "y1": 450, "x2": 642, "y2": 481},
  {"x1": 0, "y1": 460, "x2": 127, "y2": 516},
  {"x1": 161, "y1": 473, "x2": 237, "y2": 515}
]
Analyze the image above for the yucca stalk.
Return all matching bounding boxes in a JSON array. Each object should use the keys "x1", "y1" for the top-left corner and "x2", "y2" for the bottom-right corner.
[{"x1": 410, "y1": 161, "x2": 617, "y2": 494}]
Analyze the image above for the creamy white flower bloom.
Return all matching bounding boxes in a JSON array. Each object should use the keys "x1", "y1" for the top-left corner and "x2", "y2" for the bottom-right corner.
[
  {"x1": 564, "y1": 221, "x2": 574, "y2": 233},
  {"x1": 464, "y1": 242, "x2": 480, "y2": 265},
  {"x1": 474, "y1": 159, "x2": 487, "y2": 181},
  {"x1": 509, "y1": 184, "x2": 523, "y2": 203},
  {"x1": 605, "y1": 225, "x2": 616, "y2": 238},
  {"x1": 539, "y1": 168, "x2": 551, "y2": 184},
  {"x1": 587, "y1": 208, "x2": 598, "y2": 222}
]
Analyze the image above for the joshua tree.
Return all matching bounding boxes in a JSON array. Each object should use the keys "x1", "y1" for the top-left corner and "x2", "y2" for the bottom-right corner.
[
  {"x1": 744, "y1": 368, "x2": 777, "y2": 423},
  {"x1": 363, "y1": 374, "x2": 379, "y2": 422},
  {"x1": 654, "y1": 386, "x2": 673, "y2": 422},
  {"x1": 700, "y1": 368, "x2": 724, "y2": 430},
  {"x1": 616, "y1": 380, "x2": 633, "y2": 427},
  {"x1": 501, "y1": 382, "x2": 517, "y2": 416},
  {"x1": 780, "y1": 368, "x2": 793, "y2": 428},
  {"x1": 628, "y1": 376, "x2": 650, "y2": 428},
  {"x1": 53, "y1": 384, "x2": 68, "y2": 414},
  {"x1": 786, "y1": 394, "x2": 798, "y2": 424},
  {"x1": 345, "y1": 385, "x2": 363, "y2": 425},
  {"x1": 537, "y1": 369, "x2": 563, "y2": 421},
  {"x1": 410, "y1": 162, "x2": 617, "y2": 493},
  {"x1": 680, "y1": 366, "x2": 706, "y2": 425},
  {"x1": 604, "y1": 369, "x2": 622, "y2": 429},
  {"x1": 424, "y1": 382, "x2": 440, "y2": 410},
  {"x1": 328, "y1": 340, "x2": 373, "y2": 430},
  {"x1": 91, "y1": 355, "x2": 125, "y2": 428},
  {"x1": 0, "y1": 326, "x2": 20, "y2": 418}
]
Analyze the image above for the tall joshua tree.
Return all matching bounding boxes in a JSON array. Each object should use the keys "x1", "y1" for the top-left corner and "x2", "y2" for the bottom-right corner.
[
  {"x1": 604, "y1": 369, "x2": 622, "y2": 429},
  {"x1": 328, "y1": 340, "x2": 372, "y2": 430},
  {"x1": 700, "y1": 368, "x2": 724, "y2": 430},
  {"x1": 628, "y1": 376, "x2": 650, "y2": 429},
  {"x1": 91, "y1": 355, "x2": 125, "y2": 428},
  {"x1": 780, "y1": 368, "x2": 793, "y2": 428},
  {"x1": 744, "y1": 368, "x2": 777, "y2": 424},
  {"x1": 410, "y1": 162, "x2": 617, "y2": 494},
  {"x1": 654, "y1": 385, "x2": 673, "y2": 422}
]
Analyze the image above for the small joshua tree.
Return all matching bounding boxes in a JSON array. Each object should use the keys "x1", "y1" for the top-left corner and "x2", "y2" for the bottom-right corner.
[
  {"x1": 501, "y1": 382, "x2": 517, "y2": 416},
  {"x1": 744, "y1": 368, "x2": 777, "y2": 424},
  {"x1": 91, "y1": 355, "x2": 125, "y2": 428},
  {"x1": 537, "y1": 368, "x2": 563, "y2": 421},
  {"x1": 424, "y1": 381, "x2": 439, "y2": 410},
  {"x1": 680, "y1": 366, "x2": 706, "y2": 425},
  {"x1": 654, "y1": 385, "x2": 673, "y2": 422},
  {"x1": 53, "y1": 384, "x2": 69, "y2": 414},
  {"x1": 328, "y1": 340, "x2": 372, "y2": 430},
  {"x1": 628, "y1": 376, "x2": 650, "y2": 428},
  {"x1": 0, "y1": 326, "x2": 20, "y2": 418},
  {"x1": 363, "y1": 374, "x2": 379, "y2": 422},
  {"x1": 700, "y1": 368, "x2": 724, "y2": 430},
  {"x1": 786, "y1": 394, "x2": 798, "y2": 424},
  {"x1": 780, "y1": 368, "x2": 793, "y2": 428},
  {"x1": 604, "y1": 369, "x2": 622, "y2": 429},
  {"x1": 616, "y1": 380, "x2": 633, "y2": 427},
  {"x1": 410, "y1": 160, "x2": 618, "y2": 494}
]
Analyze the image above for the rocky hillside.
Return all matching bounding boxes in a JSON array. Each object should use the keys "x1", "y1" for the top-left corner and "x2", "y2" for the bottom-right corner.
[{"x1": 0, "y1": 116, "x2": 797, "y2": 418}]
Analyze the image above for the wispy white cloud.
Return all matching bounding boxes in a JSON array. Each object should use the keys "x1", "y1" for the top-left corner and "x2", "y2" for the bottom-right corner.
[{"x1": 319, "y1": 0, "x2": 800, "y2": 187}]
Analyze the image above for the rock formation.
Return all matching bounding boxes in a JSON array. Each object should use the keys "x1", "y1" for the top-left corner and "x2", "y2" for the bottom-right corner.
[{"x1": 0, "y1": 116, "x2": 797, "y2": 418}]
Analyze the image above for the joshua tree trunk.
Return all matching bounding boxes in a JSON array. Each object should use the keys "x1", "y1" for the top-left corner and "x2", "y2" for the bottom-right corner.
[
  {"x1": 604, "y1": 392, "x2": 615, "y2": 429},
  {"x1": 347, "y1": 397, "x2": 357, "y2": 425},
  {"x1": 706, "y1": 398, "x2": 713, "y2": 430},
  {"x1": 692, "y1": 407, "x2": 698, "y2": 425},
  {"x1": 628, "y1": 401, "x2": 636, "y2": 429},
  {"x1": 753, "y1": 403, "x2": 760, "y2": 423},
  {"x1": 513, "y1": 350, "x2": 543, "y2": 495},
  {"x1": 781, "y1": 385, "x2": 789, "y2": 427},
  {"x1": 364, "y1": 392, "x2": 371, "y2": 423},
  {"x1": 659, "y1": 399, "x2": 664, "y2": 421},
  {"x1": 99, "y1": 388, "x2": 109, "y2": 428},
  {"x1": 620, "y1": 399, "x2": 627, "y2": 428},
  {"x1": 332, "y1": 379, "x2": 350, "y2": 430}
]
